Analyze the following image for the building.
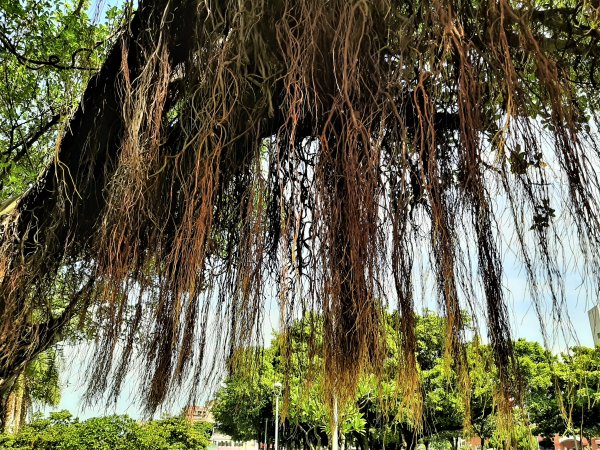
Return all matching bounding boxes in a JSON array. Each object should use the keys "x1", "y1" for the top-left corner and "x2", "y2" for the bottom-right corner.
[
  {"x1": 210, "y1": 430, "x2": 259, "y2": 450},
  {"x1": 539, "y1": 434, "x2": 600, "y2": 450},
  {"x1": 184, "y1": 403, "x2": 259, "y2": 450},
  {"x1": 185, "y1": 404, "x2": 215, "y2": 423},
  {"x1": 463, "y1": 434, "x2": 600, "y2": 450},
  {"x1": 588, "y1": 305, "x2": 600, "y2": 346}
]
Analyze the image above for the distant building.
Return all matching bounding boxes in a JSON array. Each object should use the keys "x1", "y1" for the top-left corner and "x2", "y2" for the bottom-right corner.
[
  {"x1": 588, "y1": 305, "x2": 600, "y2": 346},
  {"x1": 540, "y1": 434, "x2": 599, "y2": 450},
  {"x1": 185, "y1": 404, "x2": 215, "y2": 423},
  {"x1": 210, "y1": 430, "x2": 259, "y2": 450},
  {"x1": 463, "y1": 434, "x2": 600, "y2": 450},
  {"x1": 184, "y1": 403, "x2": 258, "y2": 450}
]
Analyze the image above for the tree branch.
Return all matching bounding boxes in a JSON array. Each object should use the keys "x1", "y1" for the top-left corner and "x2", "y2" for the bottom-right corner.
[{"x1": 3, "y1": 114, "x2": 61, "y2": 162}]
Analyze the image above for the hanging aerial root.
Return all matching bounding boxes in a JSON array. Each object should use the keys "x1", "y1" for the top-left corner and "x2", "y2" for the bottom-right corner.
[{"x1": 0, "y1": 0, "x2": 599, "y2": 433}]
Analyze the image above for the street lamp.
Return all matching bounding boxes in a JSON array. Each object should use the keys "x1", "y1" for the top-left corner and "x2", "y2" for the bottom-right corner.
[{"x1": 273, "y1": 382, "x2": 283, "y2": 450}]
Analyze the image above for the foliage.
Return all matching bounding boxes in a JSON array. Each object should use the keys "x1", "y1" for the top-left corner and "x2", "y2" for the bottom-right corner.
[
  {"x1": 214, "y1": 313, "x2": 600, "y2": 450},
  {"x1": 2, "y1": 348, "x2": 62, "y2": 434},
  {"x1": 137, "y1": 417, "x2": 212, "y2": 450},
  {"x1": 526, "y1": 344, "x2": 600, "y2": 440},
  {"x1": 24, "y1": 348, "x2": 62, "y2": 408},
  {"x1": 212, "y1": 349, "x2": 277, "y2": 442},
  {"x1": 0, "y1": 0, "x2": 121, "y2": 202},
  {"x1": 214, "y1": 312, "x2": 481, "y2": 450},
  {"x1": 468, "y1": 341, "x2": 496, "y2": 444},
  {"x1": 0, "y1": 410, "x2": 211, "y2": 449},
  {"x1": 489, "y1": 409, "x2": 537, "y2": 450}
]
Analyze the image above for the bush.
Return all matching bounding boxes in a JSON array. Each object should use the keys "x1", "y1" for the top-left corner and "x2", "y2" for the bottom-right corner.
[{"x1": 0, "y1": 410, "x2": 211, "y2": 450}]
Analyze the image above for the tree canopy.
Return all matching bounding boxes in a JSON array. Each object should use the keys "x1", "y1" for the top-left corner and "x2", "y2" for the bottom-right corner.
[
  {"x1": 0, "y1": 0, "x2": 120, "y2": 200},
  {"x1": 213, "y1": 314, "x2": 600, "y2": 450},
  {"x1": 0, "y1": 0, "x2": 599, "y2": 424}
]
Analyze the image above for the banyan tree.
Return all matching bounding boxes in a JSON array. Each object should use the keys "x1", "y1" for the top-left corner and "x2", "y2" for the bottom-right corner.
[{"x1": 1, "y1": 0, "x2": 599, "y2": 428}]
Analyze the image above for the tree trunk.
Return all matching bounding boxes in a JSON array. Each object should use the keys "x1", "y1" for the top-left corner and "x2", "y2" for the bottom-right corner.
[
  {"x1": 3, "y1": 373, "x2": 24, "y2": 434},
  {"x1": 2, "y1": 385, "x2": 16, "y2": 433},
  {"x1": 360, "y1": 431, "x2": 369, "y2": 450},
  {"x1": 402, "y1": 427, "x2": 417, "y2": 450}
]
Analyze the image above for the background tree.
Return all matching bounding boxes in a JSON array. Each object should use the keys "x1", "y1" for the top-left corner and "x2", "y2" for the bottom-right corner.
[
  {"x1": 212, "y1": 349, "x2": 278, "y2": 443},
  {"x1": 214, "y1": 312, "x2": 600, "y2": 450},
  {"x1": 468, "y1": 341, "x2": 496, "y2": 448},
  {"x1": 214, "y1": 312, "x2": 491, "y2": 450},
  {"x1": 526, "y1": 345, "x2": 600, "y2": 443},
  {"x1": 560, "y1": 346, "x2": 600, "y2": 440},
  {"x1": 213, "y1": 317, "x2": 365, "y2": 450},
  {"x1": 489, "y1": 409, "x2": 537, "y2": 450}
]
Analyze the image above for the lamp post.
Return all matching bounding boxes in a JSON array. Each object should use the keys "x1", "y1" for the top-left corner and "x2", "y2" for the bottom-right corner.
[
  {"x1": 332, "y1": 393, "x2": 338, "y2": 450},
  {"x1": 273, "y1": 382, "x2": 282, "y2": 450}
]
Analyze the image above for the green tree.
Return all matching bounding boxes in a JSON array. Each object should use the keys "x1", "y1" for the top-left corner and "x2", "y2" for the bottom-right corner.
[
  {"x1": 214, "y1": 319, "x2": 367, "y2": 450},
  {"x1": 137, "y1": 417, "x2": 212, "y2": 450},
  {"x1": 489, "y1": 409, "x2": 537, "y2": 450},
  {"x1": 215, "y1": 312, "x2": 474, "y2": 450},
  {"x1": 563, "y1": 346, "x2": 600, "y2": 439},
  {"x1": 213, "y1": 317, "x2": 362, "y2": 450},
  {"x1": 527, "y1": 345, "x2": 600, "y2": 442},
  {"x1": 468, "y1": 342, "x2": 496, "y2": 449},
  {"x1": 0, "y1": 410, "x2": 211, "y2": 449},
  {"x1": 214, "y1": 313, "x2": 600, "y2": 450},
  {"x1": 212, "y1": 349, "x2": 278, "y2": 443}
]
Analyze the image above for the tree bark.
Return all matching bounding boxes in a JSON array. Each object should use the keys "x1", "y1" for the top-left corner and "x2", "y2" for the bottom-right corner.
[
  {"x1": 402, "y1": 427, "x2": 417, "y2": 450},
  {"x1": 3, "y1": 373, "x2": 24, "y2": 434},
  {"x1": 359, "y1": 431, "x2": 369, "y2": 450}
]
